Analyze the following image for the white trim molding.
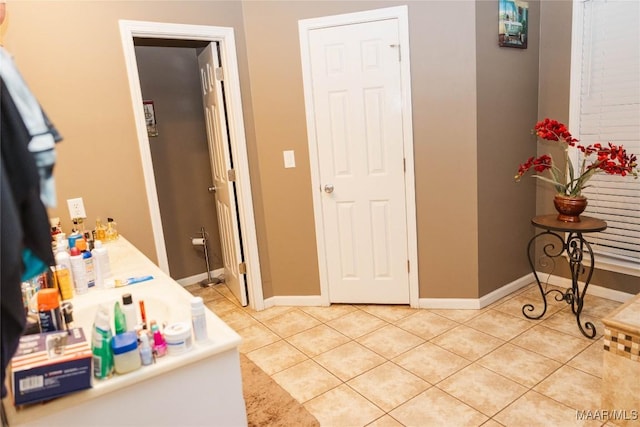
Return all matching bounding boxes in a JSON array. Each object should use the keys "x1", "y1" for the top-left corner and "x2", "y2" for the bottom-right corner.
[
  {"x1": 118, "y1": 20, "x2": 264, "y2": 311},
  {"x1": 540, "y1": 273, "x2": 635, "y2": 303},
  {"x1": 298, "y1": 6, "x2": 418, "y2": 308},
  {"x1": 419, "y1": 273, "x2": 533, "y2": 310}
]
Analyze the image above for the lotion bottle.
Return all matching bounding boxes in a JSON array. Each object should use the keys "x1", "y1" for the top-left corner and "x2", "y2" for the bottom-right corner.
[
  {"x1": 69, "y1": 247, "x2": 88, "y2": 295},
  {"x1": 121, "y1": 293, "x2": 137, "y2": 332},
  {"x1": 190, "y1": 297, "x2": 208, "y2": 342}
]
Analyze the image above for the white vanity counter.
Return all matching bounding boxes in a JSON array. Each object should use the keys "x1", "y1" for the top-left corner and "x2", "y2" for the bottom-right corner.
[{"x1": 5, "y1": 237, "x2": 247, "y2": 426}]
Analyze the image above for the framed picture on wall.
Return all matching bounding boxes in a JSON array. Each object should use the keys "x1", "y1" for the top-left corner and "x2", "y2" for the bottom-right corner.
[
  {"x1": 143, "y1": 100, "x2": 159, "y2": 137},
  {"x1": 499, "y1": 0, "x2": 528, "y2": 49}
]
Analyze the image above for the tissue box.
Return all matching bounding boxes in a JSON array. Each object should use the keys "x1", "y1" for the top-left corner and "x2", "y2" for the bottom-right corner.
[{"x1": 11, "y1": 328, "x2": 92, "y2": 406}]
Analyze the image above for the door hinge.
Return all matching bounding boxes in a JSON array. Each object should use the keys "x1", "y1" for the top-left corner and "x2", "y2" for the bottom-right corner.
[
  {"x1": 239, "y1": 262, "x2": 247, "y2": 274},
  {"x1": 403, "y1": 158, "x2": 406, "y2": 172},
  {"x1": 215, "y1": 67, "x2": 224, "y2": 81},
  {"x1": 227, "y1": 169, "x2": 236, "y2": 182},
  {"x1": 407, "y1": 260, "x2": 410, "y2": 273}
]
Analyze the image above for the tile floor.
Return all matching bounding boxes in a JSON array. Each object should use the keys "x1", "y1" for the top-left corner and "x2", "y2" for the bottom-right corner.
[{"x1": 186, "y1": 282, "x2": 624, "y2": 427}]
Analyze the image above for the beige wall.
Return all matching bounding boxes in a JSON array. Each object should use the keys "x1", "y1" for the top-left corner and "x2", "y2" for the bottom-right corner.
[
  {"x1": 2, "y1": 1, "x2": 249, "y2": 266},
  {"x1": 5, "y1": 1, "x2": 632, "y2": 302},
  {"x1": 3, "y1": 0, "x2": 480, "y2": 301},
  {"x1": 476, "y1": 0, "x2": 540, "y2": 297},
  {"x1": 135, "y1": 44, "x2": 223, "y2": 280}
]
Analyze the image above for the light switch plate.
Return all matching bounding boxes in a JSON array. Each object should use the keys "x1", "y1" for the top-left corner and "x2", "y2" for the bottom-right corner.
[
  {"x1": 283, "y1": 150, "x2": 296, "y2": 168},
  {"x1": 67, "y1": 197, "x2": 87, "y2": 219}
]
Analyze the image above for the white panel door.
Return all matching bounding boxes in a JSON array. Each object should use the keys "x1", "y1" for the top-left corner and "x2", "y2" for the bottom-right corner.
[
  {"x1": 197, "y1": 43, "x2": 247, "y2": 306},
  {"x1": 309, "y1": 19, "x2": 409, "y2": 304}
]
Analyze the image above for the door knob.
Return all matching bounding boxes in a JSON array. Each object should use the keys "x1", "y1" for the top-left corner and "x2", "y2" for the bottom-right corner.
[
  {"x1": 208, "y1": 186, "x2": 216, "y2": 193},
  {"x1": 324, "y1": 184, "x2": 334, "y2": 194}
]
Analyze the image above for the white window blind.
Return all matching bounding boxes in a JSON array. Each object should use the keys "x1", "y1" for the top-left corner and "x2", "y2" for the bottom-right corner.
[{"x1": 572, "y1": 0, "x2": 640, "y2": 269}]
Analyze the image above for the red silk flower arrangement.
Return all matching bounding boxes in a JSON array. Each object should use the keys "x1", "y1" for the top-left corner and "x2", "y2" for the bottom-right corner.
[{"x1": 515, "y1": 118, "x2": 639, "y2": 197}]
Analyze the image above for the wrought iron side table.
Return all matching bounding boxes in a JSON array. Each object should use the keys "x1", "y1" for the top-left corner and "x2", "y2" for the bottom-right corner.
[{"x1": 523, "y1": 214, "x2": 607, "y2": 338}]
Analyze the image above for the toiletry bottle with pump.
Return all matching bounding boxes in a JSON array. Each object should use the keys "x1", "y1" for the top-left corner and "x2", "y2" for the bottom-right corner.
[
  {"x1": 91, "y1": 240, "x2": 110, "y2": 288},
  {"x1": 92, "y1": 306, "x2": 114, "y2": 379},
  {"x1": 69, "y1": 247, "x2": 88, "y2": 294},
  {"x1": 121, "y1": 293, "x2": 137, "y2": 332},
  {"x1": 191, "y1": 296, "x2": 208, "y2": 342}
]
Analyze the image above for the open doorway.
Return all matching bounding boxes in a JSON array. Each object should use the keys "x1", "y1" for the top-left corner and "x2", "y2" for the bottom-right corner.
[{"x1": 119, "y1": 20, "x2": 264, "y2": 310}]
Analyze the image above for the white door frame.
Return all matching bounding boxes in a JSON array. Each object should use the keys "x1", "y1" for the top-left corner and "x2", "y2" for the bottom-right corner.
[
  {"x1": 119, "y1": 20, "x2": 264, "y2": 310},
  {"x1": 299, "y1": 6, "x2": 419, "y2": 308}
]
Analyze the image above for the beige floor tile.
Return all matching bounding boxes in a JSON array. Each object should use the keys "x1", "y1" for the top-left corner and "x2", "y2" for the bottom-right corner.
[
  {"x1": 429, "y1": 308, "x2": 484, "y2": 322},
  {"x1": 218, "y1": 308, "x2": 259, "y2": 332},
  {"x1": 347, "y1": 362, "x2": 430, "y2": 412},
  {"x1": 431, "y1": 325, "x2": 505, "y2": 361},
  {"x1": 246, "y1": 340, "x2": 307, "y2": 375},
  {"x1": 304, "y1": 384, "x2": 385, "y2": 427},
  {"x1": 247, "y1": 305, "x2": 295, "y2": 322},
  {"x1": 327, "y1": 310, "x2": 388, "y2": 339},
  {"x1": 271, "y1": 359, "x2": 341, "y2": 403},
  {"x1": 236, "y1": 323, "x2": 280, "y2": 354},
  {"x1": 393, "y1": 342, "x2": 470, "y2": 384},
  {"x1": 214, "y1": 283, "x2": 243, "y2": 306},
  {"x1": 477, "y1": 343, "x2": 562, "y2": 388},
  {"x1": 204, "y1": 298, "x2": 238, "y2": 316},
  {"x1": 465, "y1": 309, "x2": 534, "y2": 340},
  {"x1": 300, "y1": 304, "x2": 357, "y2": 322},
  {"x1": 314, "y1": 341, "x2": 386, "y2": 381},
  {"x1": 493, "y1": 292, "x2": 565, "y2": 320},
  {"x1": 356, "y1": 325, "x2": 424, "y2": 359},
  {"x1": 480, "y1": 420, "x2": 506, "y2": 427},
  {"x1": 511, "y1": 325, "x2": 591, "y2": 364},
  {"x1": 567, "y1": 339, "x2": 605, "y2": 378},
  {"x1": 395, "y1": 310, "x2": 458, "y2": 340},
  {"x1": 390, "y1": 387, "x2": 488, "y2": 427},
  {"x1": 359, "y1": 304, "x2": 417, "y2": 322},
  {"x1": 262, "y1": 308, "x2": 322, "y2": 338},
  {"x1": 286, "y1": 324, "x2": 350, "y2": 357},
  {"x1": 540, "y1": 309, "x2": 604, "y2": 340},
  {"x1": 186, "y1": 284, "x2": 226, "y2": 303},
  {"x1": 366, "y1": 415, "x2": 404, "y2": 427},
  {"x1": 581, "y1": 295, "x2": 622, "y2": 319},
  {"x1": 438, "y1": 364, "x2": 528, "y2": 416},
  {"x1": 533, "y1": 365, "x2": 601, "y2": 411},
  {"x1": 494, "y1": 390, "x2": 601, "y2": 427}
]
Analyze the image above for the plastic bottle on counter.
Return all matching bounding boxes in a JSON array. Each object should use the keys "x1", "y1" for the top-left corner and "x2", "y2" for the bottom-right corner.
[
  {"x1": 139, "y1": 333, "x2": 153, "y2": 366},
  {"x1": 121, "y1": 293, "x2": 137, "y2": 332},
  {"x1": 190, "y1": 296, "x2": 208, "y2": 342},
  {"x1": 76, "y1": 239, "x2": 95, "y2": 288},
  {"x1": 92, "y1": 306, "x2": 114, "y2": 379},
  {"x1": 69, "y1": 247, "x2": 88, "y2": 295},
  {"x1": 91, "y1": 240, "x2": 110, "y2": 289},
  {"x1": 37, "y1": 288, "x2": 63, "y2": 332},
  {"x1": 114, "y1": 301, "x2": 127, "y2": 335}
]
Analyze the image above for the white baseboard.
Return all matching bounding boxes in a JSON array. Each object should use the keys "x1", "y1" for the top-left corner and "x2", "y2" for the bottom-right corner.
[
  {"x1": 418, "y1": 273, "x2": 534, "y2": 310},
  {"x1": 175, "y1": 268, "x2": 224, "y2": 287},
  {"x1": 539, "y1": 273, "x2": 634, "y2": 303},
  {"x1": 258, "y1": 273, "x2": 634, "y2": 310},
  {"x1": 263, "y1": 295, "x2": 326, "y2": 308}
]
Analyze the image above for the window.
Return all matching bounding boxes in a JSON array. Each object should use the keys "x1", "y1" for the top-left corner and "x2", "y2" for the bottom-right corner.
[{"x1": 569, "y1": 0, "x2": 640, "y2": 276}]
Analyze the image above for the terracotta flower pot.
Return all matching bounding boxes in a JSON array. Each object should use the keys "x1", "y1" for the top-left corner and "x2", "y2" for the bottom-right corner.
[{"x1": 553, "y1": 195, "x2": 588, "y2": 223}]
